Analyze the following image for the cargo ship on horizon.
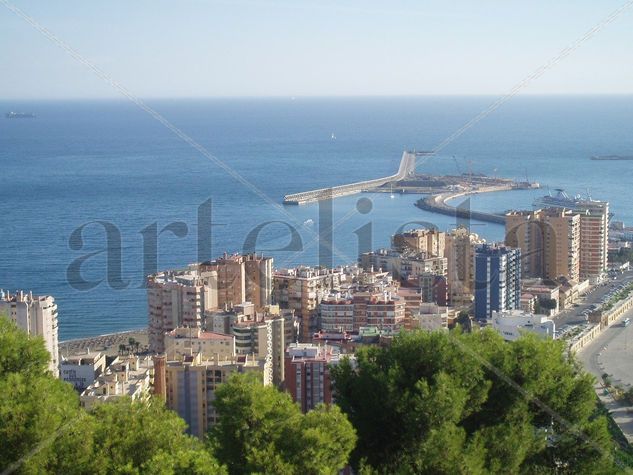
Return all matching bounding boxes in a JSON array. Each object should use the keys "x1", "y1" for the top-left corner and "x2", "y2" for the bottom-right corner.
[{"x1": 591, "y1": 155, "x2": 633, "y2": 161}]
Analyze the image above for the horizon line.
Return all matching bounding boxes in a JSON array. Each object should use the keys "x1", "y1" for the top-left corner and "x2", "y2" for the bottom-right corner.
[{"x1": 2, "y1": 92, "x2": 633, "y2": 102}]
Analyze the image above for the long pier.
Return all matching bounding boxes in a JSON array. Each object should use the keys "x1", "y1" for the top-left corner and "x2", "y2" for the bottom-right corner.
[
  {"x1": 415, "y1": 187, "x2": 514, "y2": 225},
  {"x1": 283, "y1": 151, "x2": 428, "y2": 205}
]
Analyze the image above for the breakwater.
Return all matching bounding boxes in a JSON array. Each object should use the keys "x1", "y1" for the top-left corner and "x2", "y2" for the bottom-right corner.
[
  {"x1": 415, "y1": 187, "x2": 515, "y2": 225},
  {"x1": 283, "y1": 150, "x2": 427, "y2": 204}
]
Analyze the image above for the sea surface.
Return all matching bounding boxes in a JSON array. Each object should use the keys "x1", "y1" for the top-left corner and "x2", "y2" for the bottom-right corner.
[{"x1": 1, "y1": 96, "x2": 632, "y2": 340}]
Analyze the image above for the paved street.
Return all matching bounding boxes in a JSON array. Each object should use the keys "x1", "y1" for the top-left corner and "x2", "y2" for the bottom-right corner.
[
  {"x1": 577, "y1": 306, "x2": 633, "y2": 443},
  {"x1": 554, "y1": 268, "x2": 633, "y2": 327}
]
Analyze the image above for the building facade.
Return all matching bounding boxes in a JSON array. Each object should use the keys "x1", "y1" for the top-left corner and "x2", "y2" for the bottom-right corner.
[
  {"x1": 505, "y1": 209, "x2": 580, "y2": 281},
  {"x1": 199, "y1": 253, "x2": 273, "y2": 311},
  {"x1": 164, "y1": 327, "x2": 235, "y2": 360},
  {"x1": 232, "y1": 316, "x2": 285, "y2": 386},
  {"x1": 274, "y1": 267, "x2": 343, "y2": 341},
  {"x1": 576, "y1": 200, "x2": 609, "y2": 280},
  {"x1": 60, "y1": 351, "x2": 106, "y2": 391},
  {"x1": 147, "y1": 270, "x2": 217, "y2": 353},
  {"x1": 284, "y1": 343, "x2": 339, "y2": 413},
  {"x1": 490, "y1": 309, "x2": 555, "y2": 341},
  {"x1": 160, "y1": 353, "x2": 270, "y2": 438},
  {"x1": 319, "y1": 291, "x2": 406, "y2": 333},
  {"x1": 80, "y1": 355, "x2": 153, "y2": 410},
  {"x1": 392, "y1": 228, "x2": 446, "y2": 257},
  {"x1": 444, "y1": 227, "x2": 483, "y2": 304},
  {"x1": 474, "y1": 244, "x2": 522, "y2": 321}
]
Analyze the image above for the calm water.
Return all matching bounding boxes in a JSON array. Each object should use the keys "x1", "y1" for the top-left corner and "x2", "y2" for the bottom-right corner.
[{"x1": 1, "y1": 96, "x2": 632, "y2": 340}]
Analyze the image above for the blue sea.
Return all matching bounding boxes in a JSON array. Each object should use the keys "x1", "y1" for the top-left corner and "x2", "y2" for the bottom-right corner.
[{"x1": 1, "y1": 96, "x2": 632, "y2": 340}]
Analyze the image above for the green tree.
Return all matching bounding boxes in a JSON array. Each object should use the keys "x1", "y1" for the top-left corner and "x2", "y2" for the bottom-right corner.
[
  {"x1": 209, "y1": 373, "x2": 356, "y2": 475},
  {"x1": 0, "y1": 316, "x2": 83, "y2": 473},
  {"x1": 539, "y1": 297, "x2": 558, "y2": 311},
  {"x1": 0, "y1": 315, "x2": 225, "y2": 474},
  {"x1": 455, "y1": 310, "x2": 472, "y2": 331},
  {"x1": 331, "y1": 329, "x2": 619, "y2": 474},
  {"x1": 0, "y1": 316, "x2": 51, "y2": 378}
]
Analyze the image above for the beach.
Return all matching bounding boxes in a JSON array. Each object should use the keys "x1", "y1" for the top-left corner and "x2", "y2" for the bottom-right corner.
[{"x1": 59, "y1": 328, "x2": 149, "y2": 357}]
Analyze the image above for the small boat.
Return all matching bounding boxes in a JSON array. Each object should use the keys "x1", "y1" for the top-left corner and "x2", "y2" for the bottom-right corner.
[{"x1": 6, "y1": 112, "x2": 36, "y2": 119}]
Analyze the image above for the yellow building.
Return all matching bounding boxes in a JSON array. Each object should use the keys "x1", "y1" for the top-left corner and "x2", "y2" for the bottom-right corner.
[
  {"x1": 164, "y1": 327, "x2": 235, "y2": 360},
  {"x1": 576, "y1": 200, "x2": 609, "y2": 280},
  {"x1": 199, "y1": 253, "x2": 273, "y2": 311},
  {"x1": 392, "y1": 228, "x2": 445, "y2": 257},
  {"x1": 444, "y1": 227, "x2": 483, "y2": 304},
  {"x1": 506, "y1": 209, "x2": 580, "y2": 281}
]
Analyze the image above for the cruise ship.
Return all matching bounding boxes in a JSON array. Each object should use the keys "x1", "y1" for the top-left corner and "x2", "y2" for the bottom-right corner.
[{"x1": 532, "y1": 188, "x2": 580, "y2": 209}]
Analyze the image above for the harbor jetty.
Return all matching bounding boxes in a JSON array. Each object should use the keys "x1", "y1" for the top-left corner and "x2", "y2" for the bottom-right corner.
[
  {"x1": 283, "y1": 150, "x2": 425, "y2": 204},
  {"x1": 283, "y1": 149, "x2": 540, "y2": 216},
  {"x1": 415, "y1": 182, "x2": 540, "y2": 225}
]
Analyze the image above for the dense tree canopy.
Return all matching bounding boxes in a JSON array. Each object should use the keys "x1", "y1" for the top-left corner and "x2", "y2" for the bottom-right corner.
[
  {"x1": 209, "y1": 373, "x2": 357, "y2": 475},
  {"x1": 331, "y1": 329, "x2": 619, "y2": 474},
  {"x1": 0, "y1": 316, "x2": 225, "y2": 474},
  {"x1": 2, "y1": 313, "x2": 628, "y2": 474},
  {"x1": 0, "y1": 316, "x2": 51, "y2": 378}
]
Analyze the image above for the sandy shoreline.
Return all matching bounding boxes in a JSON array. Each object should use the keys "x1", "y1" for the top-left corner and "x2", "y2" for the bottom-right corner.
[{"x1": 59, "y1": 328, "x2": 149, "y2": 357}]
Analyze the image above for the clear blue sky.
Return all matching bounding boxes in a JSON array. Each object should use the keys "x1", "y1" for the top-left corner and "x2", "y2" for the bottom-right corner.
[{"x1": 1, "y1": 0, "x2": 632, "y2": 99}]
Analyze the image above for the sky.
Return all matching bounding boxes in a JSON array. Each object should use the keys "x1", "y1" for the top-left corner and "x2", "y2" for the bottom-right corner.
[{"x1": 1, "y1": 0, "x2": 632, "y2": 99}]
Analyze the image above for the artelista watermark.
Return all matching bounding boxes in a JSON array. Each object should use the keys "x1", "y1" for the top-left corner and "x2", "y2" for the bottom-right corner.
[{"x1": 66, "y1": 196, "x2": 557, "y2": 291}]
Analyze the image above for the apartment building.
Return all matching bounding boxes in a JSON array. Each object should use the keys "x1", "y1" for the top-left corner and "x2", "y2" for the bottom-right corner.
[
  {"x1": 60, "y1": 351, "x2": 106, "y2": 391},
  {"x1": 411, "y1": 303, "x2": 449, "y2": 331},
  {"x1": 232, "y1": 315, "x2": 285, "y2": 386},
  {"x1": 80, "y1": 355, "x2": 153, "y2": 410},
  {"x1": 474, "y1": 244, "x2": 522, "y2": 321},
  {"x1": 147, "y1": 270, "x2": 217, "y2": 353},
  {"x1": 199, "y1": 253, "x2": 273, "y2": 311},
  {"x1": 274, "y1": 266, "x2": 343, "y2": 341},
  {"x1": 392, "y1": 228, "x2": 446, "y2": 257},
  {"x1": 320, "y1": 290, "x2": 405, "y2": 332},
  {"x1": 444, "y1": 227, "x2": 484, "y2": 304},
  {"x1": 505, "y1": 208, "x2": 580, "y2": 281},
  {"x1": 164, "y1": 327, "x2": 235, "y2": 360},
  {"x1": 158, "y1": 353, "x2": 270, "y2": 438},
  {"x1": 284, "y1": 343, "x2": 339, "y2": 413},
  {"x1": 576, "y1": 200, "x2": 609, "y2": 280},
  {"x1": 359, "y1": 248, "x2": 447, "y2": 281}
]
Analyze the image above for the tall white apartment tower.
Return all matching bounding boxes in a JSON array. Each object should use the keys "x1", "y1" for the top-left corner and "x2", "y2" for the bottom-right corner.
[{"x1": 0, "y1": 290, "x2": 59, "y2": 377}]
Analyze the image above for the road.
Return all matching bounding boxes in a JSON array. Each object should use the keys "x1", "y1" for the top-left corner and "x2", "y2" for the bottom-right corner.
[
  {"x1": 554, "y1": 268, "x2": 633, "y2": 327},
  {"x1": 576, "y1": 306, "x2": 633, "y2": 443},
  {"x1": 579, "y1": 317, "x2": 633, "y2": 388}
]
